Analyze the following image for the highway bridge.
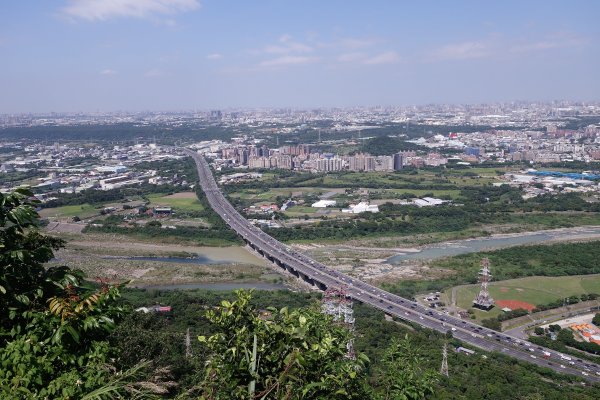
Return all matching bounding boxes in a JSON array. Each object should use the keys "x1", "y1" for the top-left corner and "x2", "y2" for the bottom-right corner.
[{"x1": 185, "y1": 149, "x2": 600, "y2": 384}]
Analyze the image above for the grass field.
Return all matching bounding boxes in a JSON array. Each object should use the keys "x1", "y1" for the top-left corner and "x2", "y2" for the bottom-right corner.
[
  {"x1": 39, "y1": 203, "x2": 100, "y2": 219},
  {"x1": 381, "y1": 188, "x2": 461, "y2": 198},
  {"x1": 448, "y1": 274, "x2": 600, "y2": 320},
  {"x1": 229, "y1": 187, "x2": 339, "y2": 202},
  {"x1": 283, "y1": 206, "x2": 322, "y2": 217},
  {"x1": 147, "y1": 192, "x2": 204, "y2": 211},
  {"x1": 317, "y1": 169, "x2": 509, "y2": 188}
]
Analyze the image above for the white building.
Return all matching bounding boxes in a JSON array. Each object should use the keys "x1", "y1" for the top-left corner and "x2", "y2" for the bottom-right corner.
[
  {"x1": 413, "y1": 197, "x2": 448, "y2": 207},
  {"x1": 342, "y1": 202, "x2": 379, "y2": 214},
  {"x1": 96, "y1": 165, "x2": 128, "y2": 174},
  {"x1": 311, "y1": 200, "x2": 337, "y2": 208}
]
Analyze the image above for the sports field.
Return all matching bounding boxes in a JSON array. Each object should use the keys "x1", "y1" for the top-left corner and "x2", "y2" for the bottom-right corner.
[
  {"x1": 147, "y1": 192, "x2": 204, "y2": 211},
  {"x1": 448, "y1": 274, "x2": 600, "y2": 320},
  {"x1": 39, "y1": 203, "x2": 99, "y2": 219}
]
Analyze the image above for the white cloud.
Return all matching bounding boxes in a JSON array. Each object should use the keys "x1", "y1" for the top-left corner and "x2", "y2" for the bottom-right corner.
[
  {"x1": 62, "y1": 0, "x2": 200, "y2": 21},
  {"x1": 258, "y1": 55, "x2": 318, "y2": 68},
  {"x1": 278, "y1": 34, "x2": 292, "y2": 43},
  {"x1": 144, "y1": 68, "x2": 165, "y2": 77},
  {"x1": 430, "y1": 41, "x2": 489, "y2": 60},
  {"x1": 337, "y1": 52, "x2": 367, "y2": 63},
  {"x1": 163, "y1": 18, "x2": 178, "y2": 27},
  {"x1": 265, "y1": 43, "x2": 313, "y2": 54},
  {"x1": 427, "y1": 32, "x2": 586, "y2": 62},
  {"x1": 100, "y1": 69, "x2": 117, "y2": 75},
  {"x1": 263, "y1": 35, "x2": 313, "y2": 55},
  {"x1": 510, "y1": 33, "x2": 586, "y2": 54},
  {"x1": 340, "y1": 38, "x2": 377, "y2": 49},
  {"x1": 363, "y1": 51, "x2": 401, "y2": 65},
  {"x1": 206, "y1": 53, "x2": 223, "y2": 60},
  {"x1": 253, "y1": 35, "x2": 317, "y2": 68},
  {"x1": 255, "y1": 34, "x2": 397, "y2": 68}
]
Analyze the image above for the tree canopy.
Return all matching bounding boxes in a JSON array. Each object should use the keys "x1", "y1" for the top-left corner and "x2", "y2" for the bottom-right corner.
[
  {"x1": 0, "y1": 188, "x2": 147, "y2": 399},
  {"x1": 198, "y1": 289, "x2": 372, "y2": 399}
]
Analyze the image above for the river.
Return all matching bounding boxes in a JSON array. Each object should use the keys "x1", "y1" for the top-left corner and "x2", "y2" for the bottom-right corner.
[
  {"x1": 387, "y1": 226, "x2": 600, "y2": 263},
  {"x1": 104, "y1": 255, "x2": 229, "y2": 265},
  {"x1": 134, "y1": 282, "x2": 288, "y2": 291}
]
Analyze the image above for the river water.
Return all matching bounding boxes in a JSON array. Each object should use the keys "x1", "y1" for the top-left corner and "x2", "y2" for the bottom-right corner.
[
  {"x1": 105, "y1": 255, "x2": 228, "y2": 265},
  {"x1": 386, "y1": 226, "x2": 600, "y2": 263},
  {"x1": 134, "y1": 282, "x2": 287, "y2": 291},
  {"x1": 113, "y1": 226, "x2": 600, "y2": 288}
]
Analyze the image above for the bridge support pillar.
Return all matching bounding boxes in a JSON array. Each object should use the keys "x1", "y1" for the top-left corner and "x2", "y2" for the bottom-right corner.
[
  {"x1": 298, "y1": 272, "x2": 314, "y2": 286},
  {"x1": 275, "y1": 260, "x2": 286, "y2": 270},
  {"x1": 287, "y1": 267, "x2": 299, "y2": 278}
]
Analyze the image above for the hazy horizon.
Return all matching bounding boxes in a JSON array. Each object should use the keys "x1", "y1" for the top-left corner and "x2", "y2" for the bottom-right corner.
[{"x1": 2, "y1": 0, "x2": 599, "y2": 113}]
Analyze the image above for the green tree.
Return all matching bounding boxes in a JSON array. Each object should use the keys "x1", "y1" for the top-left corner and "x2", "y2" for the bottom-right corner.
[
  {"x1": 0, "y1": 188, "x2": 151, "y2": 399},
  {"x1": 548, "y1": 324, "x2": 561, "y2": 332},
  {"x1": 520, "y1": 392, "x2": 545, "y2": 400},
  {"x1": 593, "y1": 313, "x2": 600, "y2": 327},
  {"x1": 198, "y1": 290, "x2": 371, "y2": 399},
  {"x1": 534, "y1": 327, "x2": 545, "y2": 335},
  {"x1": 374, "y1": 335, "x2": 437, "y2": 400}
]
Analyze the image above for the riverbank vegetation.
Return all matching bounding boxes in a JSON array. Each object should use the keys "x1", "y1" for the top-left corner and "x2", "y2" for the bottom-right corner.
[
  {"x1": 381, "y1": 241, "x2": 600, "y2": 311},
  {"x1": 433, "y1": 241, "x2": 600, "y2": 282}
]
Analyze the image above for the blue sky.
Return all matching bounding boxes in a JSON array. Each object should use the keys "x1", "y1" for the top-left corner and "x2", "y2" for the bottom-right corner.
[{"x1": 1, "y1": 0, "x2": 598, "y2": 112}]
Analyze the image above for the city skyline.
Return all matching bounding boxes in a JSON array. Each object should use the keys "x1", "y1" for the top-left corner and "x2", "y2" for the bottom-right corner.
[{"x1": 1, "y1": 0, "x2": 599, "y2": 113}]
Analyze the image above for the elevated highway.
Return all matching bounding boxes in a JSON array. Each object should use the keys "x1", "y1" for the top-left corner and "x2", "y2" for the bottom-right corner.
[{"x1": 185, "y1": 149, "x2": 600, "y2": 384}]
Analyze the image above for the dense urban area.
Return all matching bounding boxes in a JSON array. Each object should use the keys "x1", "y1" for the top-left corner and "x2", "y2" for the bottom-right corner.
[{"x1": 2, "y1": 102, "x2": 600, "y2": 398}]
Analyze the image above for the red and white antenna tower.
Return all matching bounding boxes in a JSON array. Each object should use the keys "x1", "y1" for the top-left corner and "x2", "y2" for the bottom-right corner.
[
  {"x1": 321, "y1": 286, "x2": 356, "y2": 359},
  {"x1": 473, "y1": 258, "x2": 495, "y2": 310}
]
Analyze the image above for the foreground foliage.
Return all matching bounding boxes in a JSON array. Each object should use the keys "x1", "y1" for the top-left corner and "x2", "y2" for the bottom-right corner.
[
  {"x1": 120, "y1": 288, "x2": 600, "y2": 399},
  {"x1": 0, "y1": 188, "x2": 149, "y2": 399},
  {"x1": 198, "y1": 290, "x2": 372, "y2": 399}
]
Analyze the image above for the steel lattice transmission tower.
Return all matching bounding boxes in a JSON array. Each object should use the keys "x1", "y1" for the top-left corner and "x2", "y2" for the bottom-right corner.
[
  {"x1": 473, "y1": 257, "x2": 495, "y2": 310},
  {"x1": 440, "y1": 342, "x2": 449, "y2": 377},
  {"x1": 321, "y1": 286, "x2": 356, "y2": 359},
  {"x1": 185, "y1": 327, "x2": 192, "y2": 358}
]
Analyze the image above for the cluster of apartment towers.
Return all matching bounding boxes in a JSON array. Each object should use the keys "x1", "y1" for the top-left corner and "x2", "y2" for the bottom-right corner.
[{"x1": 221, "y1": 144, "x2": 421, "y2": 172}]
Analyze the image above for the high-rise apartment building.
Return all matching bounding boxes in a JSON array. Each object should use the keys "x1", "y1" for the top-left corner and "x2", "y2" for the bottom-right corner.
[{"x1": 393, "y1": 153, "x2": 404, "y2": 170}]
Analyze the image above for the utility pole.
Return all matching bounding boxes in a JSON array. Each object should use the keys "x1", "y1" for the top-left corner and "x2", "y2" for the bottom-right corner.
[{"x1": 440, "y1": 342, "x2": 449, "y2": 377}]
